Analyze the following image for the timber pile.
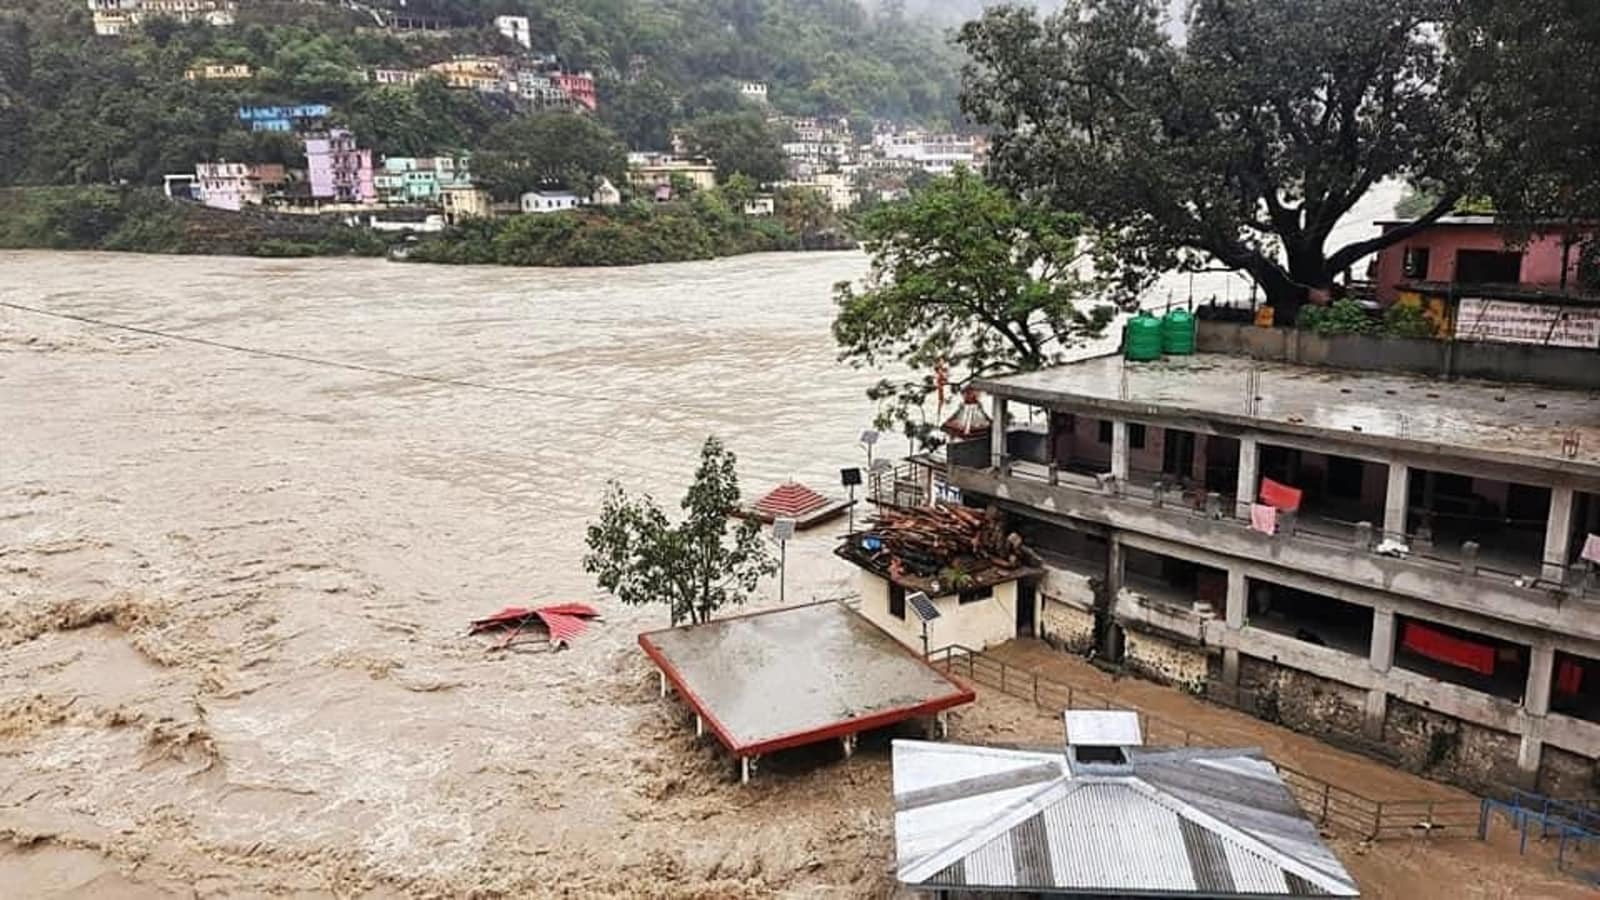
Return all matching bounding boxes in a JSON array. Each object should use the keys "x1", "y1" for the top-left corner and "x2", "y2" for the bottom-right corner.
[{"x1": 858, "y1": 504, "x2": 1036, "y2": 579}]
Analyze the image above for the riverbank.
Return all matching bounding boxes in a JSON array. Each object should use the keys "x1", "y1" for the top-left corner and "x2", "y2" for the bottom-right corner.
[{"x1": 0, "y1": 187, "x2": 856, "y2": 267}]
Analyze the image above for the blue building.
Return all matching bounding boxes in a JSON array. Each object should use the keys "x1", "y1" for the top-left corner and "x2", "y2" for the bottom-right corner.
[{"x1": 237, "y1": 104, "x2": 332, "y2": 133}]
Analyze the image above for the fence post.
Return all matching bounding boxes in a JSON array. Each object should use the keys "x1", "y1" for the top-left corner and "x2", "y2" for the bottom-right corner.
[
  {"x1": 1066, "y1": 686, "x2": 1074, "y2": 708},
  {"x1": 1000, "y1": 662, "x2": 1007, "y2": 694},
  {"x1": 1032, "y1": 673, "x2": 1039, "y2": 707},
  {"x1": 1320, "y1": 783, "x2": 1331, "y2": 824},
  {"x1": 1370, "y1": 801, "x2": 1382, "y2": 840}
]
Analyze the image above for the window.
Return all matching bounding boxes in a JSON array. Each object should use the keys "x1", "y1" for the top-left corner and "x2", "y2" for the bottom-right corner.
[
  {"x1": 1097, "y1": 421, "x2": 1113, "y2": 445},
  {"x1": 958, "y1": 586, "x2": 993, "y2": 605},
  {"x1": 1402, "y1": 247, "x2": 1431, "y2": 280},
  {"x1": 889, "y1": 584, "x2": 906, "y2": 620},
  {"x1": 1326, "y1": 456, "x2": 1365, "y2": 500},
  {"x1": 1129, "y1": 424, "x2": 1147, "y2": 450},
  {"x1": 1455, "y1": 249, "x2": 1522, "y2": 285}
]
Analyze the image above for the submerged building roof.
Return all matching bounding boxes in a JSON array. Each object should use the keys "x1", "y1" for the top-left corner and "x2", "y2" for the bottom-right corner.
[
  {"x1": 893, "y1": 739, "x2": 1360, "y2": 897},
  {"x1": 639, "y1": 602, "x2": 974, "y2": 758},
  {"x1": 976, "y1": 352, "x2": 1600, "y2": 478}
]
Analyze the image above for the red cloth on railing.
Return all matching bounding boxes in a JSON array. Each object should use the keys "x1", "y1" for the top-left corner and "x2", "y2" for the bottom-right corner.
[
  {"x1": 1258, "y1": 478, "x2": 1303, "y2": 512},
  {"x1": 1557, "y1": 660, "x2": 1584, "y2": 695},
  {"x1": 1401, "y1": 622, "x2": 1496, "y2": 676}
]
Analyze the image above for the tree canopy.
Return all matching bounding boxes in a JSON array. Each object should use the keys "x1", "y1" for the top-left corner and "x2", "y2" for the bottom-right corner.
[
  {"x1": 682, "y1": 111, "x2": 787, "y2": 184},
  {"x1": 472, "y1": 113, "x2": 626, "y2": 199},
  {"x1": 583, "y1": 436, "x2": 776, "y2": 626},
  {"x1": 833, "y1": 168, "x2": 1116, "y2": 446},
  {"x1": 959, "y1": 0, "x2": 1468, "y2": 316}
]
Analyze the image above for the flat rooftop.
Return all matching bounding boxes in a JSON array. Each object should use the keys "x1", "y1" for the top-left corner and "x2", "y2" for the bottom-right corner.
[
  {"x1": 977, "y1": 353, "x2": 1600, "y2": 477},
  {"x1": 639, "y1": 602, "x2": 975, "y2": 758}
]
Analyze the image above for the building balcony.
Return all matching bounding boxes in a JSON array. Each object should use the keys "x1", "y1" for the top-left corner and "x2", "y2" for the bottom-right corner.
[{"x1": 947, "y1": 456, "x2": 1600, "y2": 643}]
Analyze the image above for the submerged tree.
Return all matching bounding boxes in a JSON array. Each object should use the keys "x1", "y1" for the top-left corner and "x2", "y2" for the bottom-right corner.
[
  {"x1": 833, "y1": 168, "x2": 1119, "y2": 447},
  {"x1": 583, "y1": 437, "x2": 776, "y2": 627},
  {"x1": 959, "y1": 0, "x2": 1466, "y2": 318},
  {"x1": 473, "y1": 112, "x2": 627, "y2": 201}
]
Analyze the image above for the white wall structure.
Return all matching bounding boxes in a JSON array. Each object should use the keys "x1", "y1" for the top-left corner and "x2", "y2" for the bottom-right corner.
[
  {"x1": 856, "y1": 570, "x2": 1020, "y2": 656},
  {"x1": 494, "y1": 15, "x2": 532, "y2": 49},
  {"x1": 520, "y1": 191, "x2": 579, "y2": 214}
]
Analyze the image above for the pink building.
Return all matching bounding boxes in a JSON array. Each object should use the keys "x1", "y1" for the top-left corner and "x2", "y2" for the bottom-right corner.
[
  {"x1": 304, "y1": 129, "x2": 376, "y2": 204},
  {"x1": 1371, "y1": 215, "x2": 1588, "y2": 304},
  {"x1": 554, "y1": 71, "x2": 597, "y2": 111}
]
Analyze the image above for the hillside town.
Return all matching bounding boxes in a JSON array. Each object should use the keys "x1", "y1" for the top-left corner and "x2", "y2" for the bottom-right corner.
[{"x1": 3, "y1": 1, "x2": 1600, "y2": 898}]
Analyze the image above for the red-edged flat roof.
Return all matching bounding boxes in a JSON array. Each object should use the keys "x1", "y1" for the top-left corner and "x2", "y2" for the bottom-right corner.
[{"x1": 639, "y1": 602, "x2": 975, "y2": 758}]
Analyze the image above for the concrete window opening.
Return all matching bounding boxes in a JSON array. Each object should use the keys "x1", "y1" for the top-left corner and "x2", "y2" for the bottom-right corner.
[
  {"x1": 1245, "y1": 579, "x2": 1374, "y2": 658},
  {"x1": 1392, "y1": 615, "x2": 1531, "y2": 702},
  {"x1": 1571, "y1": 490, "x2": 1599, "y2": 590},
  {"x1": 1256, "y1": 445, "x2": 1387, "y2": 541},
  {"x1": 889, "y1": 583, "x2": 906, "y2": 620},
  {"x1": 957, "y1": 586, "x2": 993, "y2": 605},
  {"x1": 1044, "y1": 411, "x2": 1119, "y2": 475},
  {"x1": 1121, "y1": 547, "x2": 1227, "y2": 615},
  {"x1": 1550, "y1": 650, "x2": 1600, "y2": 725},
  {"x1": 1015, "y1": 519, "x2": 1109, "y2": 574},
  {"x1": 1405, "y1": 469, "x2": 1550, "y2": 580}
]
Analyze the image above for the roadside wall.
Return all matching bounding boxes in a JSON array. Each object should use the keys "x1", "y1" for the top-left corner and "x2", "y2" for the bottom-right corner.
[{"x1": 1038, "y1": 562, "x2": 1097, "y2": 653}]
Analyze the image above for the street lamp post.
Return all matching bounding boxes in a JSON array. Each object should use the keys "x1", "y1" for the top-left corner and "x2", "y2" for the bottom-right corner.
[{"x1": 773, "y1": 517, "x2": 797, "y2": 605}]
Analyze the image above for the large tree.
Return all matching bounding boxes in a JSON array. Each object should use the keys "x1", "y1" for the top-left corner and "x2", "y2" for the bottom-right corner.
[
  {"x1": 1448, "y1": 0, "x2": 1600, "y2": 288},
  {"x1": 682, "y1": 111, "x2": 786, "y2": 184},
  {"x1": 833, "y1": 168, "x2": 1117, "y2": 446},
  {"x1": 472, "y1": 112, "x2": 626, "y2": 201},
  {"x1": 959, "y1": 0, "x2": 1465, "y2": 317},
  {"x1": 583, "y1": 437, "x2": 776, "y2": 627}
]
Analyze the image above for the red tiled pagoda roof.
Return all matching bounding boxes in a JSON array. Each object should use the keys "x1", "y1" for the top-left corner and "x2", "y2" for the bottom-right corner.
[{"x1": 754, "y1": 482, "x2": 831, "y2": 519}]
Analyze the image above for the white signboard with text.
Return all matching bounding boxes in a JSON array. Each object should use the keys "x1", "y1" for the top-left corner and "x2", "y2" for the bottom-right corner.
[{"x1": 1455, "y1": 298, "x2": 1600, "y2": 349}]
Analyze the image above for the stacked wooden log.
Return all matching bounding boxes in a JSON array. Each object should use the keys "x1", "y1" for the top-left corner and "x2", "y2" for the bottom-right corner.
[{"x1": 860, "y1": 504, "x2": 1035, "y2": 578}]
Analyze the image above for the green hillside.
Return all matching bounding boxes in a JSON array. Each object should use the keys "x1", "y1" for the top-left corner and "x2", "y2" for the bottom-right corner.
[{"x1": 0, "y1": 0, "x2": 967, "y2": 188}]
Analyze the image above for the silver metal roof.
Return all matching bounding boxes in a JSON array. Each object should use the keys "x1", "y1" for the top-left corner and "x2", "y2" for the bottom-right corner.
[
  {"x1": 892, "y1": 739, "x2": 1360, "y2": 897},
  {"x1": 1064, "y1": 710, "x2": 1143, "y2": 747}
]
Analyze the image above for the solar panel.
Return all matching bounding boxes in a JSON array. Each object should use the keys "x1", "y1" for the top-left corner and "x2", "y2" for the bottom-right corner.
[{"x1": 907, "y1": 590, "x2": 940, "y2": 622}]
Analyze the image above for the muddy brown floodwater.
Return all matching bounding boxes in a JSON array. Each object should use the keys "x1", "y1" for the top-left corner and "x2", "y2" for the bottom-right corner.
[{"x1": 0, "y1": 248, "x2": 1587, "y2": 899}]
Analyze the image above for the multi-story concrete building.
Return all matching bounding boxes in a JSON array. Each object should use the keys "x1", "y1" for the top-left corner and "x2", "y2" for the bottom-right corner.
[
  {"x1": 304, "y1": 130, "x2": 376, "y2": 205},
  {"x1": 1372, "y1": 215, "x2": 1592, "y2": 305},
  {"x1": 368, "y1": 68, "x2": 425, "y2": 87},
  {"x1": 937, "y1": 345, "x2": 1600, "y2": 799},
  {"x1": 494, "y1": 15, "x2": 531, "y2": 49},
  {"x1": 553, "y1": 71, "x2": 597, "y2": 112},
  {"x1": 184, "y1": 62, "x2": 252, "y2": 81},
  {"x1": 88, "y1": 0, "x2": 235, "y2": 36},
  {"x1": 515, "y1": 72, "x2": 579, "y2": 112},
  {"x1": 193, "y1": 162, "x2": 286, "y2": 211},
  {"x1": 876, "y1": 131, "x2": 984, "y2": 175},
  {"x1": 627, "y1": 153, "x2": 718, "y2": 194},
  {"x1": 428, "y1": 56, "x2": 506, "y2": 92},
  {"x1": 373, "y1": 156, "x2": 471, "y2": 206}
]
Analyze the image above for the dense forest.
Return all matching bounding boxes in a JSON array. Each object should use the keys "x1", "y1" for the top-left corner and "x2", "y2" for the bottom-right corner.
[{"x1": 0, "y1": 0, "x2": 969, "y2": 188}]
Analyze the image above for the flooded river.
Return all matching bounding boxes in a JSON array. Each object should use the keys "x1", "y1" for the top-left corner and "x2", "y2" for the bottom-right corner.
[
  {"x1": 9, "y1": 193, "x2": 1570, "y2": 899},
  {"x1": 1, "y1": 250, "x2": 910, "y2": 896}
]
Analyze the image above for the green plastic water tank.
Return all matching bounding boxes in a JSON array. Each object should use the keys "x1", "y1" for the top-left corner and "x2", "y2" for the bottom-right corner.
[
  {"x1": 1162, "y1": 308, "x2": 1196, "y2": 355},
  {"x1": 1125, "y1": 311, "x2": 1163, "y2": 361}
]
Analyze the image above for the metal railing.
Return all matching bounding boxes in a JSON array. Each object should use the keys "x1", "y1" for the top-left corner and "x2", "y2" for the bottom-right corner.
[{"x1": 929, "y1": 643, "x2": 1480, "y2": 841}]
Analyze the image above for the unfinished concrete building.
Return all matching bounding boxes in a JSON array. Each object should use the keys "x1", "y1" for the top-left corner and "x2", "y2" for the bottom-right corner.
[{"x1": 943, "y1": 351, "x2": 1600, "y2": 798}]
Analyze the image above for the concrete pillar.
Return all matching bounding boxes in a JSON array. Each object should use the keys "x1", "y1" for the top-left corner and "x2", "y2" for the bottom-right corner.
[
  {"x1": 1235, "y1": 437, "x2": 1259, "y2": 520},
  {"x1": 695, "y1": 714, "x2": 704, "y2": 738},
  {"x1": 1363, "y1": 689, "x2": 1388, "y2": 740},
  {"x1": 1543, "y1": 486, "x2": 1576, "y2": 584},
  {"x1": 1110, "y1": 419, "x2": 1130, "y2": 483},
  {"x1": 1363, "y1": 610, "x2": 1397, "y2": 740},
  {"x1": 1221, "y1": 649, "x2": 1241, "y2": 687},
  {"x1": 1525, "y1": 643, "x2": 1555, "y2": 716},
  {"x1": 1224, "y1": 570, "x2": 1246, "y2": 631},
  {"x1": 1369, "y1": 609, "x2": 1396, "y2": 674},
  {"x1": 841, "y1": 734, "x2": 856, "y2": 758},
  {"x1": 1518, "y1": 646, "x2": 1555, "y2": 781},
  {"x1": 1383, "y1": 462, "x2": 1410, "y2": 543},
  {"x1": 1102, "y1": 538, "x2": 1125, "y2": 661},
  {"x1": 740, "y1": 756, "x2": 751, "y2": 785},
  {"x1": 991, "y1": 396, "x2": 1008, "y2": 469},
  {"x1": 659, "y1": 671, "x2": 668, "y2": 697}
]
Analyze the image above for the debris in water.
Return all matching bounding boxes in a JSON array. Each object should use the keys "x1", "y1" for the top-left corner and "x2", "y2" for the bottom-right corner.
[{"x1": 470, "y1": 603, "x2": 601, "y2": 651}]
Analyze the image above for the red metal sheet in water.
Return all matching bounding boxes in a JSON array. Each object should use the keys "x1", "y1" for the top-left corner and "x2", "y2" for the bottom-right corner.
[{"x1": 538, "y1": 610, "x2": 590, "y2": 646}]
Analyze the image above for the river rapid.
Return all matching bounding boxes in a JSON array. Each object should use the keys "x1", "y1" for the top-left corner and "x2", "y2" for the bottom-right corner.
[{"x1": 2, "y1": 250, "x2": 924, "y2": 896}]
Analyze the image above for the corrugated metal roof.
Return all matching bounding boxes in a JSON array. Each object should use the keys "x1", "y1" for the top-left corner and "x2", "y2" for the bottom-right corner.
[{"x1": 892, "y1": 738, "x2": 1359, "y2": 897}]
